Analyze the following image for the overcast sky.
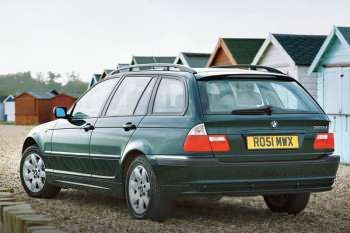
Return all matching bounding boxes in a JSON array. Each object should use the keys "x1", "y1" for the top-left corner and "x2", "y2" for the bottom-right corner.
[{"x1": 0, "y1": 0, "x2": 349, "y2": 82}]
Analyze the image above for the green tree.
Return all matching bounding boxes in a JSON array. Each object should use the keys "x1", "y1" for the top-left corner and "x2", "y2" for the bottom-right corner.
[
  {"x1": 0, "y1": 71, "x2": 88, "y2": 97},
  {"x1": 62, "y1": 72, "x2": 88, "y2": 95},
  {"x1": 46, "y1": 71, "x2": 62, "y2": 90}
]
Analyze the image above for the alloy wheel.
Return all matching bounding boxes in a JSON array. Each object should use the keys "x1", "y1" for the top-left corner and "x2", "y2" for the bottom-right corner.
[
  {"x1": 22, "y1": 153, "x2": 46, "y2": 193},
  {"x1": 128, "y1": 165, "x2": 151, "y2": 215}
]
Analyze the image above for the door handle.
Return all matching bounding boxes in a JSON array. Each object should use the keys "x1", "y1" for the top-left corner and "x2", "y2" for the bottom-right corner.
[
  {"x1": 122, "y1": 122, "x2": 136, "y2": 131},
  {"x1": 82, "y1": 123, "x2": 95, "y2": 132}
]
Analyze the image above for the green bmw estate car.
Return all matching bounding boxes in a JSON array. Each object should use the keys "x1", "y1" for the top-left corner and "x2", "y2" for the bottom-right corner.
[{"x1": 20, "y1": 64, "x2": 339, "y2": 221}]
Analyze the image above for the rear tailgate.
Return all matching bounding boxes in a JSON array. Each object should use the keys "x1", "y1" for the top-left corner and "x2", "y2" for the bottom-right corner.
[
  {"x1": 203, "y1": 113, "x2": 331, "y2": 162},
  {"x1": 197, "y1": 77, "x2": 333, "y2": 162}
]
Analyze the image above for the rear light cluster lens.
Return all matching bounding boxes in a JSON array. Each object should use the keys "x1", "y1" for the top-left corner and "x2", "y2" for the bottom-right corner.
[
  {"x1": 183, "y1": 124, "x2": 230, "y2": 152},
  {"x1": 313, "y1": 133, "x2": 334, "y2": 150}
]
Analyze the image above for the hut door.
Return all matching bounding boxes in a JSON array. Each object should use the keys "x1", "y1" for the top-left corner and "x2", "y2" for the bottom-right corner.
[
  {"x1": 323, "y1": 67, "x2": 350, "y2": 163},
  {"x1": 323, "y1": 68, "x2": 342, "y2": 114}
]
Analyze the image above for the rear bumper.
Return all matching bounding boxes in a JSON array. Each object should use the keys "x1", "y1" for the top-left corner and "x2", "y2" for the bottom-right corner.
[{"x1": 149, "y1": 155, "x2": 340, "y2": 196}]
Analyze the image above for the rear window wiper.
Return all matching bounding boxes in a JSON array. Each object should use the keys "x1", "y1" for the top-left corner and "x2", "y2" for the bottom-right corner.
[{"x1": 231, "y1": 105, "x2": 273, "y2": 115}]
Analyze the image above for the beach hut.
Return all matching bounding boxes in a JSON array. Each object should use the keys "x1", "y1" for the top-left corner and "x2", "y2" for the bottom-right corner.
[
  {"x1": 174, "y1": 52, "x2": 210, "y2": 68},
  {"x1": 101, "y1": 69, "x2": 113, "y2": 79},
  {"x1": 100, "y1": 69, "x2": 113, "y2": 80},
  {"x1": 0, "y1": 96, "x2": 6, "y2": 121},
  {"x1": 15, "y1": 92, "x2": 55, "y2": 125},
  {"x1": 252, "y1": 34, "x2": 326, "y2": 98},
  {"x1": 15, "y1": 91, "x2": 77, "y2": 125},
  {"x1": 87, "y1": 66, "x2": 128, "y2": 90},
  {"x1": 308, "y1": 26, "x2": 350, "y2": 163},
  {"x1": 206, "y1": 38, "x2": 264, "y2": 67},
  {"x1": 88, "y1": 73, "x2": 102, "y2": 89},
  {"x1": 116, "y1": 63, "x2": 129, "y2": 69},
  {"x1": 3, "y1": 95, "x2": 15, "y2": 122}
]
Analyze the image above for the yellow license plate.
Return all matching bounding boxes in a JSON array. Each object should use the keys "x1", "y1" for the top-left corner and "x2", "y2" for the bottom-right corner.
[{"x1": 246, "y1": 135, "x2": 299, "y2": 150}]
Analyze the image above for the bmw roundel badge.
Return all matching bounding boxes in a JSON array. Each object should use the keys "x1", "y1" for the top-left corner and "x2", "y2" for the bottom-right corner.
[{"x1": 271, "y1": 120, "x2": 279, "y2": 128}]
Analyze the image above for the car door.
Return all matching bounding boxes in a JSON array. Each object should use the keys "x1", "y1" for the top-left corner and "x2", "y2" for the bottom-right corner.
[
  {"x1": 48, "y1": 78, "x2": 119, "y2": 176},
  {"x1": 89, "y1": 75, "x2": 156, "y2": 179}
]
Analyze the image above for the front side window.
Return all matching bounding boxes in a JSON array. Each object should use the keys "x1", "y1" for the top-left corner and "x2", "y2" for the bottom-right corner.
[
  {"x1": 199, "y1": 78, "x2": 322, "y2": 114},
  {"x1": 153, "y1": 78, "x2": 185, "y2": 114},
  {"x1": 106, "y1": 76, "x2": 151, "y2": 116},
  {"x1": 72, "y1": 78, "x2": 118, "y2": 118}
]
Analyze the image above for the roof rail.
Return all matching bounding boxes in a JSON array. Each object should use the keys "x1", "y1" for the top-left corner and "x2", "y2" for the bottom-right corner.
[
  {"x1": 212, "y1": 65, "x2": 285, "y2": 74},
  {"x1": 109, "y1": 63, "x2": 197, "y2": 75}
]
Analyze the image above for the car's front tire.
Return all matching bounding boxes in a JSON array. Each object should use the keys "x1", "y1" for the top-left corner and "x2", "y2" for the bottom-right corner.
[
  {"x1": 20, "y1": 145, "x2": 61, "y2": 198},
  {"x1": 263, "y1": 193, "x2": 310, "y2": 215},
  {"x1": 125, "y1": 156, "x2": 172, "y2": 222}
]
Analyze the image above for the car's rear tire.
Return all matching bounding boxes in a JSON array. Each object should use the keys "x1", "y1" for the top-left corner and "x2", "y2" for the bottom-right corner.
[
  {"x1": 20, "y1": 145, "x2": 61, "y2": 198},
  {"x1": 263, "y1": 193, "x2": 310, "y2": 215},
  {"x1": 125, "y1": 156, "x2": 172, "y2": 222}
]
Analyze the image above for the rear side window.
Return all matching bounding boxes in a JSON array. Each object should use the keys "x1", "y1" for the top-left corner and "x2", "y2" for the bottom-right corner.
[
  {"x1": 153, "y1": 78, "x2": 185, "y2": 114},
  {"x1": 106, "y1": 76, "x2": 151, "y2": 116},
  {"x1": 198, "y1": 79, "x2": 322, "y2": 114},
  {"x1": 134, "y1": 78, "x2": 157, "y2": 115}
]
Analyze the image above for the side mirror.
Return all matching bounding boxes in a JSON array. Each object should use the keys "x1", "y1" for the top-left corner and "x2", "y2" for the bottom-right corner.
[{"x1": 54, "y1": 107, "x2": 68, "y2": 119}]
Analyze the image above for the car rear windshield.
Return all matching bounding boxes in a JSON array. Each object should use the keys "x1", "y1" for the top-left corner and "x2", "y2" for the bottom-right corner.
[{"x1": 198, "y1": 78, "x2": 322, "y2": 115}]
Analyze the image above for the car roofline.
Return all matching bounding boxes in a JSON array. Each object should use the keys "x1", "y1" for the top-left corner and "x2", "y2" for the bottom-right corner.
[{"x1": 104, "y1": 63, "x2": 294, "y2": 82}]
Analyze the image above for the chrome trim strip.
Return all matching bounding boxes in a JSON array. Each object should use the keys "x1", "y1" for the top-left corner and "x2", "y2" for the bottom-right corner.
[
  {"x1": 91, "y1": 174, "x2": 116, "y2": 179},
  {"x1": 45, "y1": 169, "x2": 115, "y2": 179},
  {"x1": 90, "y1": 153, "x2": 120, "y2": 158},
  {"x1": 45, "y1": 151, "x2": 88, "y2": 156},
  {"x1": 56, "y1": 180, "x2": 110, "y2": 190},
  {"x1": 45, "y1": 151, "x2": 120, "y2": 158},
  {"x1": 152, "y1": 155, "x2": 189, "y2": 160}
]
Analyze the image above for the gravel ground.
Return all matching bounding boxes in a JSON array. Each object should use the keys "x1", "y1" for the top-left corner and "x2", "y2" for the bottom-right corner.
[{"x1": 0, "y1": 124, "x2": 349, "y2": 233}]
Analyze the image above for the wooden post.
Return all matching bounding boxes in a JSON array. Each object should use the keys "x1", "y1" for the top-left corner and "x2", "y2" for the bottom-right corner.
[
  {"x1": 2, "y1": 204, "x2": 31, "y2": 233},
  {"x1": 4, "y1": 209, "x2": 35, "y2": 233},
  {"x1": 14, "y1": 215, "x2": 52, "y2": 233},
  {"x1": 0, "y1": 202, "x2": 27, "y2": 233},
  {"x1": 0, "y1": 194, "x2": 14, "y2": 199},
  {"x1": 0, "y1": 199, "x2": 16, "y2": 203},
  {"x1": 29, "y1": 229, "x2": 67, "y2": 233},
  {"x1": 26, "y1": 226, "x2": 56, "y2": 233}
]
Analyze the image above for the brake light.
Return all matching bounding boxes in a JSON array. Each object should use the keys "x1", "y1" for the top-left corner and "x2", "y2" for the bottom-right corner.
[
  {"x1": 183, "y1": 123, "x2": 230, "y2": 152},
  {"x1": 313, "y1": 133, "x2": 334, "y2": 150}
]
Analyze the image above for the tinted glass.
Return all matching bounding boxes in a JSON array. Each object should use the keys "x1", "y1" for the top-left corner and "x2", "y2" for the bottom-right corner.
[
  {"x1": 134, "y1": 78, "x2": 156, "y2": 115},
  {"x1": 153, "y1": 78, "x2": 185, "y2": 113},
  {"x1": 106, "y1": 76, "x2": 151, "y2": 116},
  {"x1": 72, "y1": 78, "x2": 118, "y2": 118},
  {"x1": 199, "y1": 79, "x2": 322, "y2": 114}
]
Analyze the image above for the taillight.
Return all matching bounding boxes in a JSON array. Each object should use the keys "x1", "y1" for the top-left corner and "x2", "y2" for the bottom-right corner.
[
  {"x1": 183, "y1": 123, "x2": 230, "y2": 152},
  {"x1": 313, "y1": 133, "x2": 334, "y2": 150}
]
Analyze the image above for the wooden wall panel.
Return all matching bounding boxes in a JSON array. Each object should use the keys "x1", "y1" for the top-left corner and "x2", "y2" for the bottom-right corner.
[
  {"x1": 209, "y1": 48, "x2": 233, "y2": 67},
  {"x1": 297, "y1": 66, "x2": 318, "y2": 99},
  {"x1": 37, "y1": 99, "x2": 52, "y2": 124},
  {"x1": 15, "y1": 115, "x2": 39, "y2": 125},
  {"x1": 50, "y1": 95, "x2": 76, "y2": 120},
  {"x1": 15, "y1": 94, "x2": 35, "y2": 115},
  {"x1": 15, "y1": 94, "x2": 37, "y2": 125}
]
